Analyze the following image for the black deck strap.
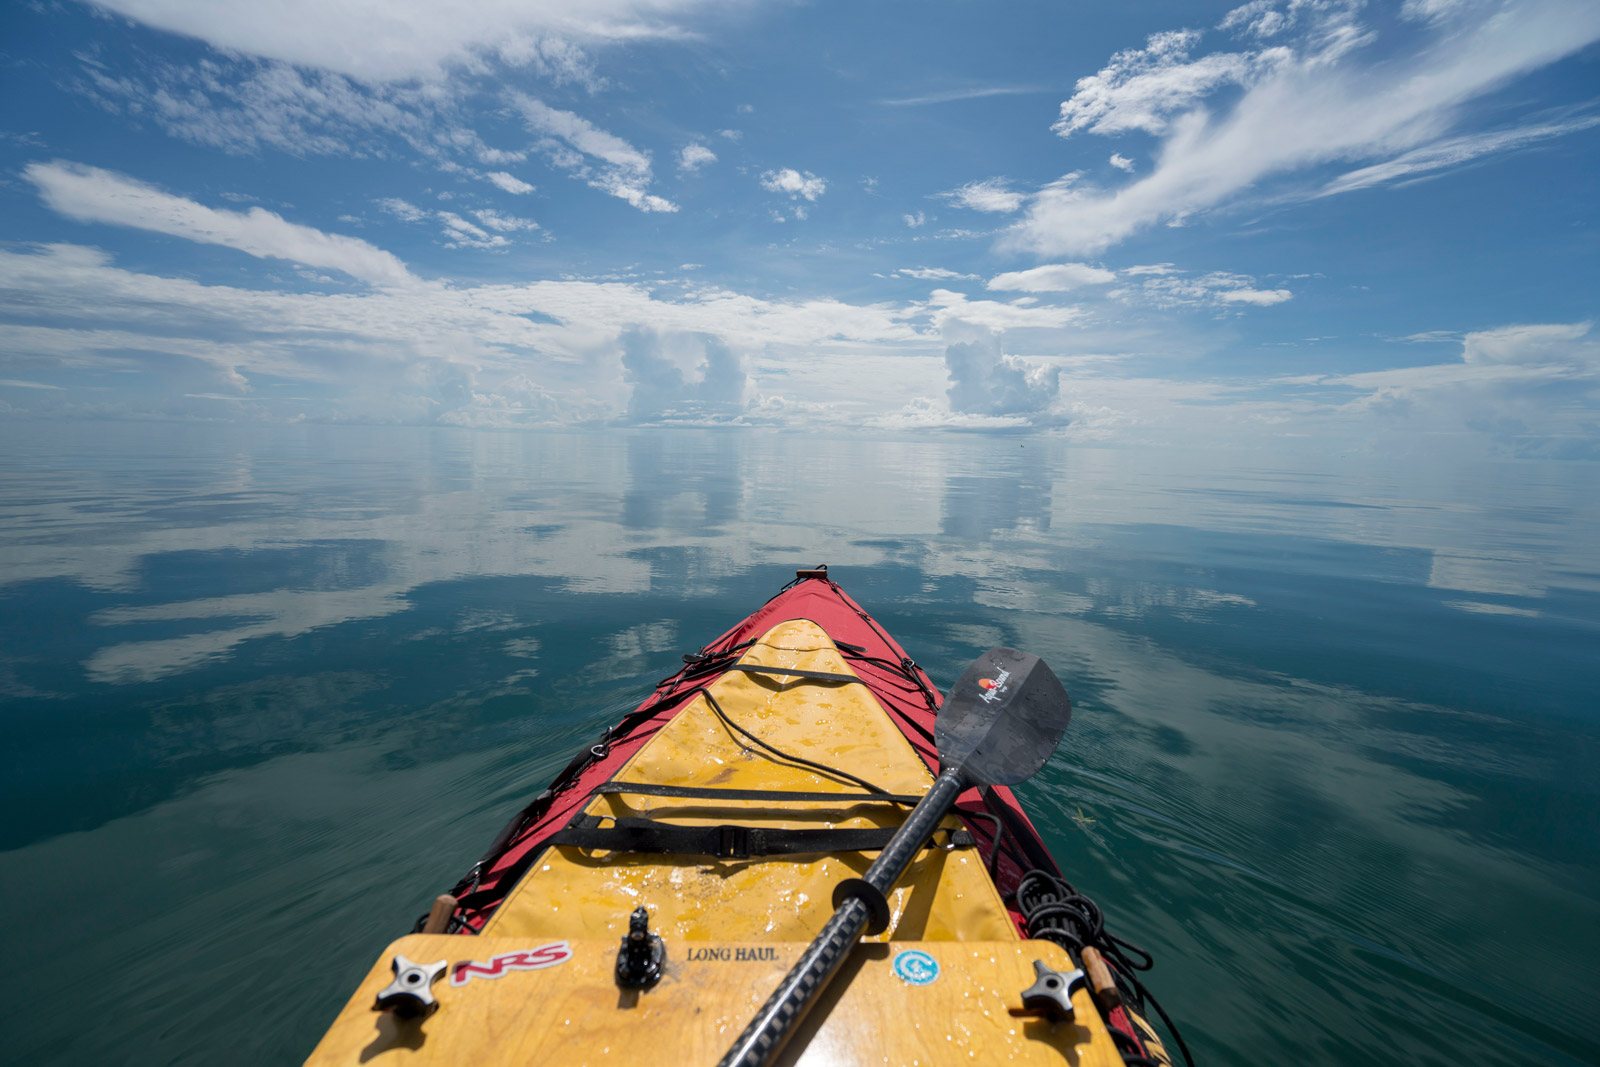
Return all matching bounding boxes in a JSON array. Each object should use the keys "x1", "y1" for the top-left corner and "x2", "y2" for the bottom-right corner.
[
  {"x1": 549, "y1": 815, "x2": 972, "y2": 859},
  {"x1": 724, "y1": 663, "x2": 865, "y2": 686},
  {"x1": 593, "y1": 781, "x2": 921, "y2": 805}
]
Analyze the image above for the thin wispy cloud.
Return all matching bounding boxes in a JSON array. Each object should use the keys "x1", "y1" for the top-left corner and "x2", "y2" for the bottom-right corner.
[
  {"x1": 1006, "y1": 0, "x2": 1600, "y2": 256},
  {"x1": 509, "y1": 94, "x2": 676, "y2": 212},
  {"x1": 27, "y1": 160, "x2": 415, "y2": 286},
  {"x1": 940, "y1": 178, "x2": 1026, "y2": 214},
  {"x1": 84, "y1": 0, "x2": 720, "y2": 82},
  {"x1": 1318, "y1": 113, "x2": 1600, "y2": 197},
  {"x1": 879, "y1": 85, "x2": 1049, "y2": 107}
]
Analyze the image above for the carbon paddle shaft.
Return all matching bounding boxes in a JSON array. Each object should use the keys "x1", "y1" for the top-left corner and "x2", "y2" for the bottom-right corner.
[{"x1": 716, "y1": 768, "x2": 966, "y2": 1067}]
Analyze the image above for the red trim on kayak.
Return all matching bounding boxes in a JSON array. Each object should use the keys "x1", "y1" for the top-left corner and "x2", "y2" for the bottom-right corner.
[{"x1": 454, "y1": 577, "x2": 1061, "y2": 939}]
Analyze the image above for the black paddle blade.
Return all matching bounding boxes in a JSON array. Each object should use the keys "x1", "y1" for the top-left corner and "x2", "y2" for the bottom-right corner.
[{"x1": 935, "y1": 647, "x2": 1071, "y2": 786}]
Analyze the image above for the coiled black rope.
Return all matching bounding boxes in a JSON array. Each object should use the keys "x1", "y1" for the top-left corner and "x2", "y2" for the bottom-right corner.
[{"x1": 1017, "y1": 870, "x2": 1194, "y2": 1067}]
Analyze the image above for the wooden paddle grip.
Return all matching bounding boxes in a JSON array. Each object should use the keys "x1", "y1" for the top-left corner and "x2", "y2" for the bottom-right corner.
[
  {"x1": 421, "y1": 893, "x2": 457, "y2": 934},
  {"x1": 1081, "y1": 946, "x2": 1121, "y2": 1011}
]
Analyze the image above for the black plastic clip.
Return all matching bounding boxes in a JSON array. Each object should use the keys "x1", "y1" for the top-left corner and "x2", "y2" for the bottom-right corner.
[{"x1": 713, "y1": 825, "x2": 751, "y2": 859}]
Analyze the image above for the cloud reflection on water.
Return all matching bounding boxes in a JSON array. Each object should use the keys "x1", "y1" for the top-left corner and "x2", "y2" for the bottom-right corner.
[{"x1": 0, "y1": 420, "x2": 1597, "y2": 1065}]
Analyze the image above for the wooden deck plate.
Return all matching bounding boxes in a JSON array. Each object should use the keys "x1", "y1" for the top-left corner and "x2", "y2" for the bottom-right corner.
[{"x1": 305, "y1": 936, "x2": 1125, "y2": 1067}]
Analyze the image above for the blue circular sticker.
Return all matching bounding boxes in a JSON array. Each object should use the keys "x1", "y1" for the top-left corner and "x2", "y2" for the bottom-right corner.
[{"x1": 892, "y1": 949, "x2": 939, "y2": 986}]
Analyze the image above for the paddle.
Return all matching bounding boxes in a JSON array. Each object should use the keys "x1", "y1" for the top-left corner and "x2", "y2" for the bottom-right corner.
[{"x1": 716, "y1": 647, "x2": 1072, "y2": 1067}]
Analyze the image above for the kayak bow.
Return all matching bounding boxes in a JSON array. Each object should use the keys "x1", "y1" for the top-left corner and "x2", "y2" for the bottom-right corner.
[{"x1": 304, "y1": 567, "x2": 1184, "y2": 1067}]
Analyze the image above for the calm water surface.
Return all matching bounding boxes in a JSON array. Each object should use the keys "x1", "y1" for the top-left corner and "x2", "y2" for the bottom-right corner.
[{"x1": 1, "y1": 422, "x2": 1597, "y2": 1065}]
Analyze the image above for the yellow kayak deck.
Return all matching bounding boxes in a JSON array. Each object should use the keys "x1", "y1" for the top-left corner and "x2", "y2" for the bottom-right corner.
[
  {"x1": 305, "y1": 618, "x2": 1130, "y2": 1064},
  {"x1": 484, "y1": 618, "x2": 1012, "y2": 944},
  {"x1": 306, "y1": 936, "x2": 1123, "y2": 1067}
]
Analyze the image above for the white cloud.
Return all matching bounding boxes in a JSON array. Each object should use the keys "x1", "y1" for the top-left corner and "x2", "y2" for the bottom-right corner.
[
  {"x1": 677, "y1": 142, "x2": 717, "y2": 173},
  {"x1": 0, "y1": 242, "x2": 932, "y2": 429},
  {"x1": 940, "y1": 178, "x2": 1025, "y2": 214},
  {"x1": 620, "y1": 328, "x2": 745, "y2": 423},
  {"x1": 437, "y1": 212, "x2": 508, "y2": 249},
  {"x1": 486, "y1": 171, "x2": 535, "y2": 194},
  {"x1": 1318, "y1": 115, "x2": 1600, "y2": 197},
  {"x1": 1009, "y1": 0, "x2": 1600, "y2": 255},
  {"x1": 380, "y1": 198, "x2": 538, "y2": 246},
  {"x1": 76, "y1": 56, "x2": 449, "y2": 159},
  {"x1": 987, "y1": 263, "x2": 1116, "y2": 292},
  {"x1": 1109, "y1": 153, "x2": 1135, "y2": 172},
  {"x1": 27, "y1": 160, "x2": 414, "y2": 286},
  {"x1": 85, "y1": 0, "x2": 721, "y2": 83},
  {"x1": 879, "y1": 85, "x2": 1046, "y2": 107},
  {"x1": 473, "y1": 209, "x2": 539, "y2": 233},
  {"x1": 718, "y1": 129, "x2": 742, "y2": 141},
  {"x1": 477, "y1": 146, "x2": 527, "y2": 165},
  {"x1": 1460, "y1": 321, "x2": 1596, "y2": 366},
  {"x1": 897, "y1": 267, "x2": 976, "y2": 281},
  {"x1": 509, "y1": 94, "x2": 677, "y2": 212},
  {"x1": 1131, "y1": 269, "x2": 1293, "y2": 308},
  {"x1": 943, "y1": 322, "x2": 1062, "y2": 421},
  {"x1": 511, "y1": 95, "x2": 649, "y2": 171},
  {"x1": 377, "y1": 197, "x2": 427, "y2": 223},
  {"x1": 1296, "y1": 321, "x2": 1600, "y2": 455},
  {"x1": 921, "y1": 289, "x2": 1084, "y2": 332},
  {"x1": 1052, "y1": 29, "x2": 1272, "y2": 140},
  {"x1": 904, "y1": 211, "x2": 927, "y2": 228},
  {"x1": 1217, "y1": 286, "x2": 1292, "y2": 305},
  {"x1": 760, "y1": 168, "x2": 827, "y2": 201}
]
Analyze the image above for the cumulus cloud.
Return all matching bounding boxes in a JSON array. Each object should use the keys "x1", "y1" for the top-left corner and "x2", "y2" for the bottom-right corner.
[
  {"x1": 1052, "y1": 29, "x2": 1268, "y2": 141},
  {"x1": 1109, "y1": 153, "x2": 1135, "y2": 172},
  {"x1": 1460, "y1": 321, "x2": 1597, "y2": 366},
  {"x1": 1008, "y1": 0, "x2": 1600, "y2": 255},
  {"x1": 0, "y1": 242, "x2": 933, "y2": 429},
  {"x1": 486, "y1": 171, "x2": 535, "y2": 194},
  {"x1": 943, "y1": 322, "x2": 1062, "y2": 421},
  {"x1": 922, "y1": 289, "x2": 1084, "y2": 332},
  {"x1": 677, "y1": 142, "x2": 717, "y2": 173},
  {"x1": 939, "y1": 178, "x2": 1025, "y2": 213},
  {"x1": 620, "y1": 328, "x2": 746, "y2": 423},
  {"x1": 1300, "y1": 321, "x2": 1600, "y2": 456},
  {"x1": 510, "y1": 94, "x2": 676, "y2": 212},
  {"x1": 27, "y1": 160, "x2": 414, "y2": 286},
  {"x1": 987, "y1": 263, "x2": 1117, "y2": 292},
  {"x1": 760, "y1": 168, "x2": 827, "y2": 201},
  {"x1": 904, "y1": 211, "x2": 927, "y2": 228}
]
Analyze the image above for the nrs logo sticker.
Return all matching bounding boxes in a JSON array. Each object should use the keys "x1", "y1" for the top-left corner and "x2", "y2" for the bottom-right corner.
[
  {"x1": 450, "y1": 942, "x2": 573, "y2": 987},
  {"x1": 892, "y1": 949, "x2": 939, "y2": 986}
]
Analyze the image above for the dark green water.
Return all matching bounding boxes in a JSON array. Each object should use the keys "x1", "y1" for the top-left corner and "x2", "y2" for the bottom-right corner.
[{"x1": 2, "y1": 421, "x2": 1597, "y2": 1065}]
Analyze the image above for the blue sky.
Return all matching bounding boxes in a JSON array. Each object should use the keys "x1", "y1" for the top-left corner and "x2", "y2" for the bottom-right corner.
[{"x1": 2, "y1": 0, "x2": 1597, "y2": 451}]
